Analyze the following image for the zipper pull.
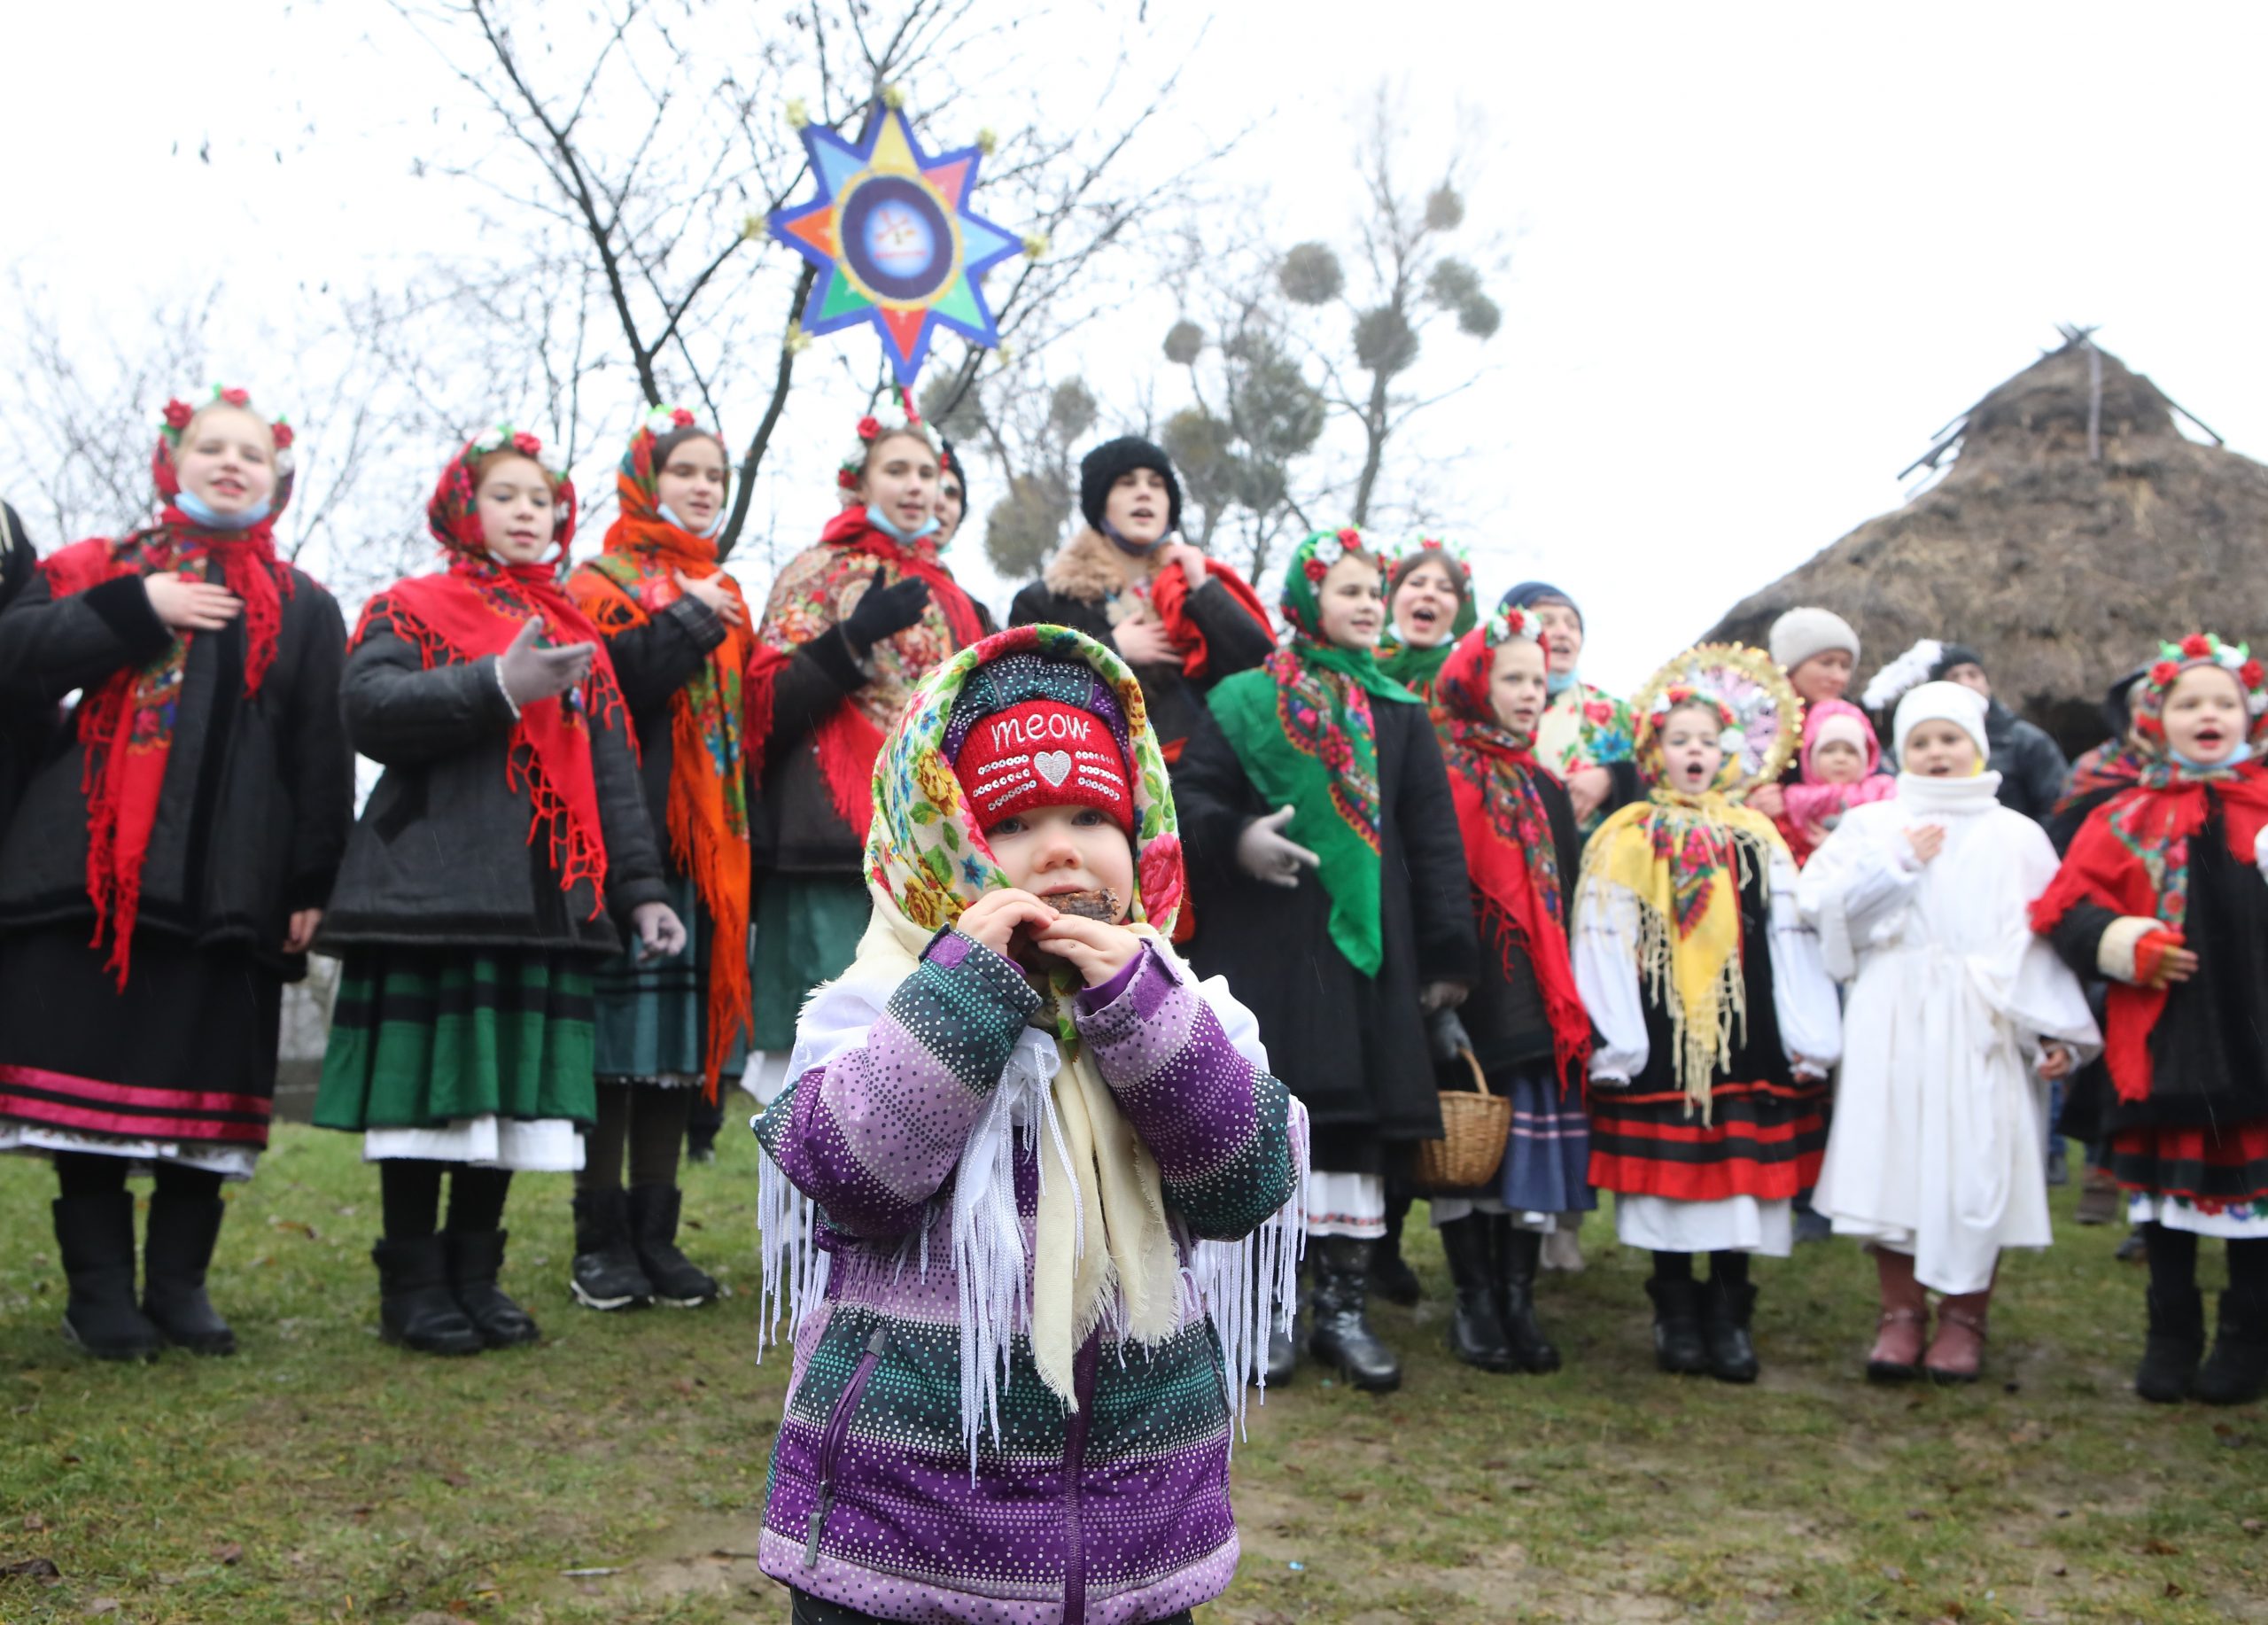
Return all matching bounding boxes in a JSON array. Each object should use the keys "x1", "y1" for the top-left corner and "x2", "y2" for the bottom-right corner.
[{"x1": 804, "y1": 1496, "x2": 831, "y2": 1567}]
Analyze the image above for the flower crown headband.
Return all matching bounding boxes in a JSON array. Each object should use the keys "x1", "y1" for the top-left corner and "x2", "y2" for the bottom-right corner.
[
  {"x1": 1650, "y1": 681, "x2": 1744, "y2": 743},
  {"x1": 2133, "y1": 632, "x2": 2268, "y2": 746},
  {"x1": 1390, "y1": 534, "x2": 1472, "y2": 571},
  {"x1": 161, "y1": 385, "x2": 296, "y2": 476},
  {"x1": 462, "y1": 422, "x2": 566, "y2": 477},
  {"x1": 1481, "y1": 603, "x2": 1542, "y2": 648},
  {"x1": 1299, "y1": 525, "x2": 1378, "y2": 583},
  {"x1": 837, "y1": 387, "x2": 936, "y2": 491}
]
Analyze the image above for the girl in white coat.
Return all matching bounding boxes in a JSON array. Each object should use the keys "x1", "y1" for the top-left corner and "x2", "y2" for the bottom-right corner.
[{"x1": 1801, "y1": 682, "x2": 2100, "y2": 1383}]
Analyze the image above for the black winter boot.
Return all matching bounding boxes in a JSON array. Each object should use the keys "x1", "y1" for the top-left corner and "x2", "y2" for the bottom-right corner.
[
  {"x1": 1645, "y1": 1276, "x2": 1708, "y2": 1375},
  {"x1": 1437, "y1": 1216, "x2": 1514, "y2": 1372},
  {"x1": 1261, "y1": 1268, "x2": 1300, "y2": 1386},
  {"x1": 2135, "y1": 1284, "x2": 2205, "y2": 1403},
  {"x1": 445, "y1": 1229, "x2": 540, "y2": 1348},
  {"x1": 627, "y1": 1185, "x2": 720, "y2": 1307},
  {"x1": 570, "y1": 1188, "x2": 653, "y2": 1311},
  {"x1": 1307, "y1": 1236, "x2": 1402, "y2": 1392},
  {"x1": 52, "y1": 1194, "x2": 160, "y2": 1362},
  {"x1": 1702, "y1": 1276, "x2": 1760, "y2": 1384},
  {"x1": 1369, "y1": 1193, "x2": 1422, "y2": 1307},
  {"x1": 1491, "y1": 1218, "x2": 1561, "y2": 1373},
  {"x1": 141, "y1": 1192, "x2": 236, "y2": 1356},
  {"x1": 2194, "y1": 1288, "x2": 2268, "y2": 1407},
  {"x1": 373, "y1": 1235, "x2": 482, "y2": 1356}
]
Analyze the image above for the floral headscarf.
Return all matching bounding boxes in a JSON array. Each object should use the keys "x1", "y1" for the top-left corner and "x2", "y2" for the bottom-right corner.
[
  {"x1": 1205, "y1": 527, "x2": 1420, "y2": 976},
  {"x1": 39, "y1": 385, "x2": 299, "y2": 984}
]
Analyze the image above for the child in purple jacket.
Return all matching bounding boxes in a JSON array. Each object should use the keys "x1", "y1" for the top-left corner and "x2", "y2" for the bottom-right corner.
[{"x1": 751, "y1": 625, "x2": 1307, "y2": 1625}]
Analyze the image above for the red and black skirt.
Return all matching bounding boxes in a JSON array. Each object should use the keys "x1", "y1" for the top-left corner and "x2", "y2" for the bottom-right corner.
[
  {"x1": 2103, "y1": 1118, "x2": 2268, "y2": 1209},
  {"x1": 1588, "y1": 1078, "x2": 1829, "y2": 1203}
]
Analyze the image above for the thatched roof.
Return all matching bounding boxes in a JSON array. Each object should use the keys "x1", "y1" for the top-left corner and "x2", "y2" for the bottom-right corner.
[{"x1": 1703, "y1": 336, "x2": 2268, "y2": 753}]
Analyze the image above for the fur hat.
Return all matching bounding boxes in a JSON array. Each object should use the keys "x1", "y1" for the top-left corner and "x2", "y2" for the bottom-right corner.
[
  {"x1": 1767, "y1": 606, "x2": 1860, "y2": 673},
  {"x1": 1892, "y1": 680, "x2": 1990, "y2": 763},
  {"x1": 1078, "y1": 435, "x2": 1182, "y2": 537}
]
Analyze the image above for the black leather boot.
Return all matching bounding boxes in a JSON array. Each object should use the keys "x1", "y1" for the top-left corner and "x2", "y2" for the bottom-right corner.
[
  {"x1": 52, "y1": 1193, "x2": 161, "y2": 1362},
  {"x1": 570, "y1": 1188, "x2": 653, "y2": 1311},
  {"x1": 1491, "y1": 1218, "x2": 1561, "y2": 1373},
  {"x1": 1437, "y1": 1216, "x2": 1515, "y2": 1372},
  {"x1": 2135, "y1": 1283, "x2": 2205, "y2": 1403},
  {"x1": 627, "y1": 1185, "x2": 720, "y2": 1307},
  {"x1": 2194, "y1": 1287, "x2": 2268, "y2": 1407},
  {"x1": 1307, "y1": 1236, "x2": 1402, "y2": 1392},
  {"x1": 446, "y1": 1229, "x2": 540, "y2": 1348},
  {"x1": 1369, "y1": 1193, "x2": 1422, "y2": 1307},
  {"x1": 1262, "y1": 1268, "x2": 1300, "y2": 1386},
  {"x1": 1702, "y1": 1275, "x2": 1760, "y2": 1384},
  {"x1": 373, "y1": 1235, "x2": 482, "y2": 1356},
  {"x1": 141, "y1": 1191, "x2": 236, "y2": 1356},
  {"x1": 1645, "y1": 1276, "x2": 1708, "y2": 1375}
]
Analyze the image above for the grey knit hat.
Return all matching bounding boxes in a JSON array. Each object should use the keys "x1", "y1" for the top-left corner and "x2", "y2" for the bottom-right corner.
[{"x1": 1767, "y1": 607, "x2": 1860, "y2": 673}]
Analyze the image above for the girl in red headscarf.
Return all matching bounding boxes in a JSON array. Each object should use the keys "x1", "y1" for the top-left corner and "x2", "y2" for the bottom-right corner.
[
  {"x1": 743, "y1": 399, "x2": 989, "y2": 1062},
  {"x1": 560, "y1": 407, "x2": 750, "y2": 1312},
  {"x1": 313, "y1": 426, "x2": 683, "y2": 1359},
  {"x1": 0, "y1": 387, "x2": 353, "y2": 1363}
]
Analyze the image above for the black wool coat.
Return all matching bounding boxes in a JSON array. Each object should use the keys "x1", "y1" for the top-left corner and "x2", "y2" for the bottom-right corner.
[
  {"x1": 594, "y1": 594, "x2": 731, "y2": 876},
  {"x1": 1984, "y1": 700, "x2": 2070, "y2": 823},
  {"x1": 1173, "y1": 697, "x2": 1479, "y2": 1171},
  {"x1": 0, "y1": 556, "x2": 353, "y2": 976},
  {"x1": 315, "y1": 610, "x2": 667, "y2": 957}
]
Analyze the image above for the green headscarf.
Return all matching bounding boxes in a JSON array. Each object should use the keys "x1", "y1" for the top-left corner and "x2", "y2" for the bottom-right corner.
[{"x1": 1206, "y1": 528, "x2": 1421, "y2": 975}]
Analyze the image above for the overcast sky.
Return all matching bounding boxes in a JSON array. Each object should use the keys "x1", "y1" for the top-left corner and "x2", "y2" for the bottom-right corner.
[{"x1": 5, "y1": 1, "x2": 2264, "y2": 693}]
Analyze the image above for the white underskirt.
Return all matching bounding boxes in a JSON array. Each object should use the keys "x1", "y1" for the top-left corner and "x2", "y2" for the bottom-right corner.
[
  {"x1": 739, "y1": 1053, "x2": 794, "y2": 1108},
  {"x1": 1427, "y1": 1195, "x2": 1558, "y2": 1232},
  {"x1": 362, "y1": 1116, "x2": 583, "y2": 1172},
  {"x1": 0, "y1": 1124, "x2": 259, "y2": 1182},
  {"x1": 2131, "y1": 1193, "x2": 2268, "y2": 1240},
  {"x1": 1614, "y1": 1193, "x2": 1793, "y2": 1257},
  {"x1": 1305, "y1": 1170, "x2": 1386, "y2": 1238}
]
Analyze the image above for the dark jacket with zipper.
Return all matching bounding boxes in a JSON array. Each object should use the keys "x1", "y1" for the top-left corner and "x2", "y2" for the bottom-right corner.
[
  {"x1": 0, "y1": 555, "x2": 351, "y2": 976},
  {"x1": 315, "y1": 606, "x2": 667, "y2": 956}
]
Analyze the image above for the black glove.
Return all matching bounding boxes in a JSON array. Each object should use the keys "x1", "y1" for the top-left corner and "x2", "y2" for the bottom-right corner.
[
  {"x1": 1425, "y1": 1006, "x2": 1473, "y2": 1067},
  {"x1": 843, "y1": 565, "x2": 931, "y2": 652}
]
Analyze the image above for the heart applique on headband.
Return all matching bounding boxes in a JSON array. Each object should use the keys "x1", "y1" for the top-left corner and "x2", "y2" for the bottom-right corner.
[{"x1": 1035, "y1": 750, "x2": 1074, "y2": 788}]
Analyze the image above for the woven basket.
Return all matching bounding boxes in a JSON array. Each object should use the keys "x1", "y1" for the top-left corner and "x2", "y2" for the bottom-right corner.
[{"x1": 1410, "y1": 1046, "x2": 1511, "y2": 1194}]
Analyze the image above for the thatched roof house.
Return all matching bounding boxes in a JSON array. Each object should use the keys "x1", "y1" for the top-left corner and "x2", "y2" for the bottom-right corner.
[{"x1": 1704, "y1": 335, "x2": 2268, "y2": 752}]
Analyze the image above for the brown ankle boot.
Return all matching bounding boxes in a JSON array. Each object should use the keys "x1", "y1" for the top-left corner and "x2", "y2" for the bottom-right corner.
[
  {"x1": 1923, "y1": 1285, "x2": 1992, "y2": 1385},
  {"x1": 1867, "y1": 1248, "x2": 1927, "y2": 1382}
]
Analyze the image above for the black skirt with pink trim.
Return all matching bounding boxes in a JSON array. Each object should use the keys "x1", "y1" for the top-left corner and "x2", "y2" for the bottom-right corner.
[{"x1": 0, "y1": 924, "x2": 284, "y2": 1152}]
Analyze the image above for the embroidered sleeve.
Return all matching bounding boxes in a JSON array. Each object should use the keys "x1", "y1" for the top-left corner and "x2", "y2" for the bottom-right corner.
[
  {"x1": 1074, "y1": 942, "x2": 1297, "y2": 1240},
  {"x1": 752, "y1": 928, "x2": 1041, "y2": 1238},
  {"x1": 1573, "y1": 875, "x2": 1648, "y2": 1081}
]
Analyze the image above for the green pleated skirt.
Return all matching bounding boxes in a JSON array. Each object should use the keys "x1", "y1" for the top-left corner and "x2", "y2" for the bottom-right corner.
[
  {"x1": 314, "y1": 948, "x2": 597, "y2": 1131},
  {"x1": 591, "y1": 875, "x2": 750, "y2": 1086},
  {"x1": 750, "y1": 873, "x2": 872, "y2": 1052}
]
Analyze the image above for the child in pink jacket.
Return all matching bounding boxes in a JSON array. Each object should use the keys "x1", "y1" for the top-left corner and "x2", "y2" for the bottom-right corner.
[{"x1": 1777, "y1": 698, "x2": 1897, "y2": 866}]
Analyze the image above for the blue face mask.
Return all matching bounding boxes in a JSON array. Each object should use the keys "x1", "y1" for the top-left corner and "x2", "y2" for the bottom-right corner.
[
  {"x1": 1545, "y1": 668, "x2": 1578, "y2": 696},
  {"x1": 867, "y1": 505, "x2": 941, "y2": 546},
  {"x1": 1103, "y1": 521, "x2": 1167, "y2": 558},
  {"x1": 657, "y1": 501, "x2": 725, "y2": 540},
  {"x1": 174, "y1": 489, "x2": 272, "y2": 531},
  {"x1": 2172, "y1": 741, "x2": 2254, "y2": 771}
]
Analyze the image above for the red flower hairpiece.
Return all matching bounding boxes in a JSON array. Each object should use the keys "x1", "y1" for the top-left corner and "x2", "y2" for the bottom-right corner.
[
  {"x1": 271, "y1": 422, "x2": 295, "y2": 450},
  {"x1": 670, "y1": 408, "x2": 695, "y2": 428},
  {"x1": 835, "y1": 467, "x2": 858, "y2": 491},
  {"x1": 2181, "y1": 634, "x2": 2212, "y2": 659},
  {"x1": 219, "y1": 386, "x2": 251, "y2": 408},
  {"x1": 856, "y1": 416, "x2": 881, "y2": 441},
  {"x1": 1302, "y1": 556, "x2": 1329, "y2": 583},
  {"x1": 511, "y1": 432, "x2": 542, "y2": 457},
  {"x1": 162, "y1": 399, "x2": 195, "y2": 431}
]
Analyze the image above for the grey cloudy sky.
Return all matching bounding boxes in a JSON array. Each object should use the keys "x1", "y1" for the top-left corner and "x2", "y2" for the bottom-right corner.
[{"x1": 5, "y1": 0, "x2": 2264, "y2": 692}]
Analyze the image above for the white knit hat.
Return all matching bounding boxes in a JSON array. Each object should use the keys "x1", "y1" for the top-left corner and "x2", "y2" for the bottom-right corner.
[
  {"x1": 1893, "y1": 680, "x2": 1990, "y2": 763},
  {"x1": 1767, "y1": 607, "x2": 1860, "y2": 673}
]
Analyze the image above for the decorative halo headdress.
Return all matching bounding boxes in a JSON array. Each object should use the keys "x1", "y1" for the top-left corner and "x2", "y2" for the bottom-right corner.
[{"x1": 1629, "y1": 642, "x2": 1801, "y2": 795}]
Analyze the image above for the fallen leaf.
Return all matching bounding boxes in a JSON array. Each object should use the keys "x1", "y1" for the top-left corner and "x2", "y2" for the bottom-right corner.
[
  {"x1": 2242, "y1": 1518, "x2": 2264, "y2": 1536},
  {"x1": 440, "y1": 1471, "x2": 472, "y2": 1489},
  {"x1": 2141, "y1": 1537, "x2": 2180, "y2": 1556},
  {"x1": 86, "y1": 1600, "x2": 120, "y2": 1616},
  {"x1": 2, "y1": 1557, "x2": 62, "y2": 1582},
  {"x1": 269, "y1": 1217, "x2": 320, "y2": 1240},
  {"x1": 1882, "y1": 1566, "x2": 1907, "y2": 1584},
  {"x1": 2165, "y1": 1582, "x2": 2185, "y2": 1598},
  {"x1": 20, "y1": 1516, "x2": 43, "y2": 1532},
  {"x1": 214, "y1": 1541, "x2": 244, "y2": 1565},
  {"x1": 2050, "y1": 1565, "x2": 2069, "y2": 1577}
]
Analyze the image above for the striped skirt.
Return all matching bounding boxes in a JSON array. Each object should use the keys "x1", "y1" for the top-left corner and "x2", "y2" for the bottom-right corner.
[
  {"x1": 314, "y1": 947, "x2": 596, "y2": 1132},
  {"x1": 1588, "y1": 1078, "x2": 1829, "y2": 1204}
]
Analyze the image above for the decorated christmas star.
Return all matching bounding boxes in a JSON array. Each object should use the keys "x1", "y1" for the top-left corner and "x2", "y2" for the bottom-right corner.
[{"x1": 767, "y1": 99, "x2": 1023, "y2": 387}]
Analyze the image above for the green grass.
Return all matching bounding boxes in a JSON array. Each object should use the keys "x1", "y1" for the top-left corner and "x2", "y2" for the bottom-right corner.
[{"x1": 2, "y1": 1129, "x2": 2263, "y2": 1623}]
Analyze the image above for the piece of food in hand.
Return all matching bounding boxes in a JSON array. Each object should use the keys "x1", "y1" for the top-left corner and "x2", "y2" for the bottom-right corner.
[{"x1": 1053, "y1": 888, "x2": 1121, "y2": 921}]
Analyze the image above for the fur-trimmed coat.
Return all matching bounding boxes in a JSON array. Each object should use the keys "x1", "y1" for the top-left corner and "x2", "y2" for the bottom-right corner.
[{"x1": 1008, "y1": 529, "x2": 1275, "y2": 755}]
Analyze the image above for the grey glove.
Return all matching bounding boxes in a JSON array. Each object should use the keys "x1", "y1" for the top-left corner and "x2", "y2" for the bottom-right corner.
[
  {"x1": 1420, "y1": 979, "x2": 1471, "y2": 1015},
  {"x1": 1425, "y1": 1007, "x2": 1473, "y2": 1066},
  {"x1": 631, "y1": 902, "x2": 687, "y2": 962},
  {"x1": 496, "y1": 617, "x2": 594, "y2": 708},
  {"x1": 843, "y1": 565, "x2": 931, "y2": 652},
  {"x1": 1235, "y1": 805, "x2": 1320, "y2": 889}
]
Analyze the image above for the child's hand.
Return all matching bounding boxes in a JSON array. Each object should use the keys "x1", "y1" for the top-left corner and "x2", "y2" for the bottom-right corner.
[
  {"x1": 2142, "y1": 937, "x2": 2200, "y2": 988},
  {"x1": 1903, "y1": 824, "x2": 1946, "y2": 864},
  {"x1": 1110, "y1": 615, "x2": 1181, "y2": 668},
  {"x1": 1030, "y1": 913, "x2": 1142, "y2": 987},
  {"x1": 1568, "y1": 766, "x2": 1613, "y2": 824},
  {"x1": 957, "y1": 889, "x2": 1060, "y2": 959},
  {"x1": 673, "y1": 568, "x2": 746, "y2": 627},
  {"x1": 2036, "y1": 1042, "x2": 2074, "y2": 1081},
  {"x1": 145, "y1": 572, "x2": 243, "y2": 631},
  {"x1": 1745, "y1": 781, "x2": 1786, "y2": 819}
]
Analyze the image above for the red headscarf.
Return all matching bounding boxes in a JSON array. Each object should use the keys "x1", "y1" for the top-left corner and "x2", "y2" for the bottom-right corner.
[
  {"x1": 358, "y1": 428, "x2": 625, "y2": 915},
  {"x1": 40, "y1": 387, "x2": 298, "y2": 984},
  {"x1": 1432, "y1": 610, "x2": 1592, "y2": 1091},
  {"x1": 567, "y1": 410, "x2": 753, "y2": 1095},
  {"x1": 2032, "y1": 635, "x2": 2268, "y2": 1103}
]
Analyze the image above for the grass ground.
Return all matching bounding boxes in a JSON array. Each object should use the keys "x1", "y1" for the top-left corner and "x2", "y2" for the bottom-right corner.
[{"x1": 1, "y1": 1125, "x2": 2263, "y2": 1625}]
